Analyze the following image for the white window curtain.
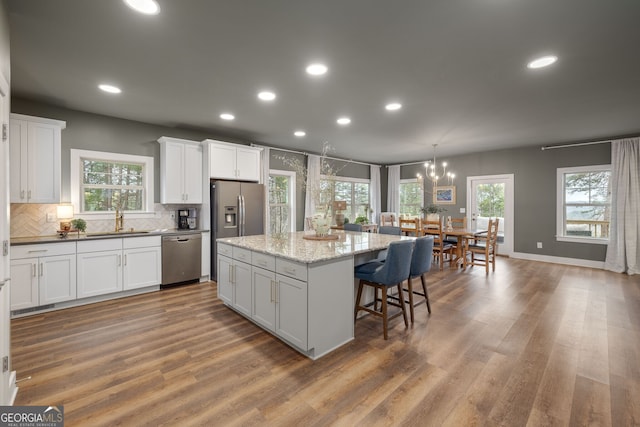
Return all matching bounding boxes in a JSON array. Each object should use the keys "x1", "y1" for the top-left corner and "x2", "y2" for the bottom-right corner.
[
  {"x1": 370, "y1": 165, "x2": 381, "y2": 223},
  {"x1": 605, "y1": 138, "x2": 640, "y2": 275},
  {"x1": 304, "y1": 154, "x2": 320, "y2": 231},
  {"x1": 387, "y1": 165, "x2": 400, "y2": 215},
  {"x1": 260, "y1": 146, "x2": 270, "y2": 233}
]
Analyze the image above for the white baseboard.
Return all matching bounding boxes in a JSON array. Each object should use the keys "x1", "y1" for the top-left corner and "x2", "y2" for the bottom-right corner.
[{"x1": 511, "y1": 252, "x2": 605, "y2": 269}]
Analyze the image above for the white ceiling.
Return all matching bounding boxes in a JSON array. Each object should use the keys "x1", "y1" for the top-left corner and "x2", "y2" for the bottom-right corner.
[{"x1": 7, "y1": 0, "x2": 640, "y2": 164}]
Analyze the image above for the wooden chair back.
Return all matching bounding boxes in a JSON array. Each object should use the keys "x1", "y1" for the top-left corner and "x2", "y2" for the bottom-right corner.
[
  {"x1": 422, "y1": 218, "x2": 452, "y2": 270},
  {"x1": 399, "y1": 217, "x2": 420, "y2": 236},
  {"x1": 450, "y1": 216, "x2": 466, "y2": 229},
  {"x1": 464, "y1": 218, "x2": 499, "y2": 273},
  {"x1": 380, "y1": 212, "x2": 397, "y2": 227}
]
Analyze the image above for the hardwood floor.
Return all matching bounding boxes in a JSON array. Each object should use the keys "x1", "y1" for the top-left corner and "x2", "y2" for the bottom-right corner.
[{"x1": 11, "y1": 258, "x2": 640, "y2": 426}]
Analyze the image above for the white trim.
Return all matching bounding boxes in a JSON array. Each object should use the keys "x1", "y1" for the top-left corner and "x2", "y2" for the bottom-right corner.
[
  {"x1": 70, "y1": 149, "x2": 155, "y2": 218},
  {"x1": 511, "y1": 252, "x2": 605, "y2": 269},
  {"x1": 269, "y1": 169, "x2": 297, "y2": 233},
  {"x1": 556, "y1": 164, "x2": 611, "y2": 243},
  {"x1": 322, "y1": 174, "x2": 370, "y2": 184},
  {"x1": 467, "y1": 173, "x2": 515, "y2": 257}
]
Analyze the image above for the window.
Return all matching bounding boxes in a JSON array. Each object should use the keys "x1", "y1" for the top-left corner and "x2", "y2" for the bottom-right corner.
[
  {"x1": 71, "y1": 149, "x2": 154, "y2": 216},
  {"x1": 557, "y1": 164, "x2": 611, "y2": 243},
  {"x1": 399, "y1": 179, "x2": 423, "y2": 217},
  {"x1": 319, "y1": 177, "x2": 370, "y2": 222},
  {"x1": 268, "y1": 170, "x2": 296, "y2": 234}
]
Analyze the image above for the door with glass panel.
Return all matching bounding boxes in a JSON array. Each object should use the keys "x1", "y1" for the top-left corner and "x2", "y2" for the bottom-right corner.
[
  {"x1": 268, "y1": 171, "x2": 296, "y2": 234},
  {"x1": 467, "y1": 174, "x2": 514, "y2": 256}
]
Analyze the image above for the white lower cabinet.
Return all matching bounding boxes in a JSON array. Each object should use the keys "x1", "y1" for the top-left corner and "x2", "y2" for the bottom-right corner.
[
  {"x1": 78, "y1": 246, "x2": 122, "y2": 298},
  {"x1": 10, "y1": 242, "x2": 76, "y2": 310},
  {"x1": 123, "y1": 237, "x2": 162, "y2": 290},
  {"x1": 274, "y1": 273, "x2": 308, "y2": 350},
  {"x1": 77, "y1": 236, "x2": 161, "y2": 298},
  {"x1": 251, "y1": 266, "x2": 276, "y2": 331},
  {"x1": 217, "y1": 248, "x2": 252, "y2": 317}
]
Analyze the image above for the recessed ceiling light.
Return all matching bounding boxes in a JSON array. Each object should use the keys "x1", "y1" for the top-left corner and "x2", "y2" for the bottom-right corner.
[
  {"x1": 306, "y1": 63, "x2": 328, "y2": 76},
  {"x1": 527, "y1": 55, "x2": 558, "y2": 69},
  {"x1": 294, "y1": 130, "x2": 306, "y2": 137},
  {"x1": 385, "y1": 102, "x2": 402, "y2": 111},
  {"x1": 98, "y1": 84, "x2": 121, "y2": 94},
  {"x1": 220, "y1": 113, "x2": 235, "y2": 121},
  {"x1": 123, "y1": 0, "x2": 160, "y2": 15},
  {"x1": 337, "y1": 117, "x2": 351, "y2": 126},
  {"x1": 258, "y1": 91, "x2": 276, "y2": 101}
]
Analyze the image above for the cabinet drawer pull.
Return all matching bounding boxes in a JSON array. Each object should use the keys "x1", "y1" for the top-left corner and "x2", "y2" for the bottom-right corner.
[
  {"x1": 32, "y1": 264, "x2": 36, "y2": 277},
  {"x1": 39, "y1": 262, "x2": 43, "y2": 277},
  {"x1": 28, "y1": 249, "x2": 48, "y2": 253},
  {"x1": 285, "y1": 267, "x2": 296, "y2": 275},
  {"x1": 20, "y1": 190, "x2": 25, "y2": 200},
  {"x1": 124, "y1": 254, "x2": 127, "y2": 266},
  {"x1": 118, "y1": 254, "x2": 122, "y2": 266}
]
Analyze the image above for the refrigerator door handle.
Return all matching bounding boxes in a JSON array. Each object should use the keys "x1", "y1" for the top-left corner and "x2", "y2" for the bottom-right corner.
[{"x1": 238, "y1": 194, "x2": 245, "y2": 236}]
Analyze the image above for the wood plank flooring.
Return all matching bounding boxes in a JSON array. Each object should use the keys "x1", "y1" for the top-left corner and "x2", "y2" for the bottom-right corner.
[{"x1": 11, "y1": 258, "x2": 640, "y2": 426}]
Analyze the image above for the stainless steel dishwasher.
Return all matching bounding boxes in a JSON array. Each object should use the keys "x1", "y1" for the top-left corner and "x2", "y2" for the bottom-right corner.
[{"x1": 162, "y1": 233, "x2": 201, "y2": 286}]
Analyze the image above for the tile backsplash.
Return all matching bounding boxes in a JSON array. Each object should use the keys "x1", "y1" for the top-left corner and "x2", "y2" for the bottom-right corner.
[{"x1": 10, "y1": 203, "x2": 198, "y2": 237}]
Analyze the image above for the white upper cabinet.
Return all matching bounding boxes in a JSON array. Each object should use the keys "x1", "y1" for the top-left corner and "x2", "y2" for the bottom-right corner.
[
  {"x1": 9, "y1": 114, "x2": 66, "y2": 204},
  {"x1": 206, "y1": 139, "x2": 261, "y2": 182},
  {"x1": 158, "y1": 137, "x2": 203, "y2": 204}
]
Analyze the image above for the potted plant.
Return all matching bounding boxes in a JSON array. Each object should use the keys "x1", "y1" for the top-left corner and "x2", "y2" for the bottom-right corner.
[
  {"x1": 420, "y1": 204, "x2": 446, "y2": 221},
  {"x1": 354, "y1": 215, "x2": 369, "y2": 225},
  {"x1": 70, "y1": 218, "x2": 87, "y2": 235}
]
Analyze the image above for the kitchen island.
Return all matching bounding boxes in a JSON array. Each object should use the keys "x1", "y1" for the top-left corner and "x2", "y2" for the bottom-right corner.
[{"x1": 217, "y1": 231, "x2": 410, "y2": 359}]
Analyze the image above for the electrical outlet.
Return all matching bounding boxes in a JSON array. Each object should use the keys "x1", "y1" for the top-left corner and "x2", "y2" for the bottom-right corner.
[
  {"x1": 2, "y1": 355, "x2": 8, "y2": 373},
  {"x1": 537, "y1": 242, "x2": 543, "y2": 249},
  {"x1": 46, "y1": 213, "x2": 56, "y2": 223},
  {"x1": 460, "y1": 207, "x2": 466, "y2": 214}
]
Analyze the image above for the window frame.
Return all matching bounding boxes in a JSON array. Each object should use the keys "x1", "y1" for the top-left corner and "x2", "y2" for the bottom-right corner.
[
  {"x1": 320, "y1": 175, "x2": 370, "y2": 221},
  {"x1": 268, "y1": 169, "x2": 296, "y2": 233},
  {"x1": 399, "y1": 178, "x2": 424, "y2": 218},
  {"x1": 70, "y1": 149, "x2": 155, "y2": 219},
  {"x1": 556, "y1": 164, "x2": 611, "y2": 245}
]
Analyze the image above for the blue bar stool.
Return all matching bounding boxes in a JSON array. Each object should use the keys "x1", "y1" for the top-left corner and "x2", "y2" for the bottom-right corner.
[
  {"x1": 404, "y1": 235, "x2": 434, "y2": 322},
  {"x1": 354, "y1": 240, "x2": 414, "y2": 339},
  {"x1": 343, "y1": 223, "x2": 363, "y2": 232}
]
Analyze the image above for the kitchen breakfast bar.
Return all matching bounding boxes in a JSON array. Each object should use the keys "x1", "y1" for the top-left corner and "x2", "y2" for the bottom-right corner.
[{"x1": 216, "y1": 231, "x2": 411, "y2": 359}]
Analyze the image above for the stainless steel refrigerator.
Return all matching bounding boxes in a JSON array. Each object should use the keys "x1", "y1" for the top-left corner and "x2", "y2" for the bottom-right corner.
[{"x1": 210, "y1": 180, "x2": 265, "y2": 281}]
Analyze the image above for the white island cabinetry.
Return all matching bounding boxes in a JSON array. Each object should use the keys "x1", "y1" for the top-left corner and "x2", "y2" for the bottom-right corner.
[{"x1": 217, "y1": 233, "x2": 369, "y2": 359}]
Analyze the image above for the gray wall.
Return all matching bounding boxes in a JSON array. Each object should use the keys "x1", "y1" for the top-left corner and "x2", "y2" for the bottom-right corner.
[
  {"x1": 0, "y1": 0, "x2": 9, "y2": 82},
  {"x1": 11, "y1": 97, "x2": 252, "y2": 202},
  {"x1": 12, "y1": 98, "x2": 611, "y2": 262},
  {"x1": 398, "y1": 143, "x2": 611, "y2": 262}
]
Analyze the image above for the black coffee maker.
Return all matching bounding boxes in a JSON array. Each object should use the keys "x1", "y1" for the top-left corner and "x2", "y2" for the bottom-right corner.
[{"x1": 177, "y1": 209, "x2": 190, "y2": 229}]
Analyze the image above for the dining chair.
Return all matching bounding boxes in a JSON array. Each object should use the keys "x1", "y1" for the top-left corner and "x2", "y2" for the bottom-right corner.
[
  {"x1": 343, "y1": 223, "x2": 363, "y2": 232},
  {"x1": 464, "y1": 218, "x2": 499, "y2": 274},
  {"x1": 379, "y1": 212, "x2": 397, "y2": 227},
  {"x1": 444, "y1": 216, "x2": 466, "y2": 244},
  {"x1": 399, "y1": 217, "x2": 420, "y2": 236},
  {"x1": 422, "y1": 219, "x2": 453, "y2": 270},
  {"x1": 378, "y1": 226, "x2": 401, "y2": 236},
  {"x1": 403, "y1": 235, "x2": 434, "y2": 322},
  {"x1": 373, "y1": 226, "x2": 402, "y2": 262},
  {"x1": 354, "y1": 240, "x2": 413, "y2": 339}
]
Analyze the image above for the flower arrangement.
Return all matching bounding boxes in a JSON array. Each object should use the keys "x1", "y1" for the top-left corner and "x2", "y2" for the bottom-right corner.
[{"x1": 277, "y1": 142, "x2": 345, "y2": 220}]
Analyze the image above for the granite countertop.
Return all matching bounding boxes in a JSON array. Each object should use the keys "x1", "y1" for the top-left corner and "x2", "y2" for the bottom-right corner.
[
  {"x1": 11, "y1": 229, "x2": 208, "y2": 246},
  {"x1": 217, "y1": 231, "x2": 412, "y2": 263}
]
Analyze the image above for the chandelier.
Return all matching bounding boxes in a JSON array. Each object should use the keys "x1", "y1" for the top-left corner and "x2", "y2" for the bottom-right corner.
[{"x1": 417, "y1": 144, "x2": 455, "y2": 188}]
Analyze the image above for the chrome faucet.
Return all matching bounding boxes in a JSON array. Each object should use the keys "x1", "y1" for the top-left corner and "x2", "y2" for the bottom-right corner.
[{"x1": 115, "y1": 208, "x2": 124, "y2": 232}]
